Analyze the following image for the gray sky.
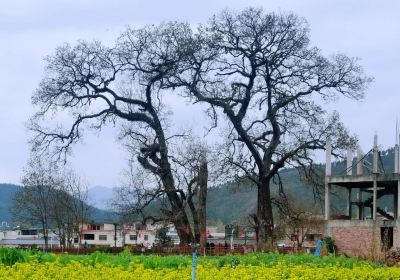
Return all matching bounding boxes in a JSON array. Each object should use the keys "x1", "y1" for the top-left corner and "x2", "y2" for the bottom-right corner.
[{"x1": 1, "y1": 0, "x2": 399, "y2": 187}]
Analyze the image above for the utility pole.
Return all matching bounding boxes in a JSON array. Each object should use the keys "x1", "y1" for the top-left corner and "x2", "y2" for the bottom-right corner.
[{"x1": 191, "y1": 243, "x2": 198, "y2": 280}]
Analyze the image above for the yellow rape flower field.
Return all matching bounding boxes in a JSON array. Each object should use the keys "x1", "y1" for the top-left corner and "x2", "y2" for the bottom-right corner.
[
  {"x1": 0, "y1": 248, "x2": 399, "y2": 279},
  {"x1": 1, "y1": 262, "x2": 400, "y2": 280}
]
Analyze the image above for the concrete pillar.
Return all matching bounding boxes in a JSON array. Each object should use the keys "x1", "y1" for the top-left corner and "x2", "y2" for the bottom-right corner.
[
  {"x1": 397, "y1": 180, "x2": 400, "y2": 247},
  {"x1": 325, "y1": 139, "x2": 331, "y2": 221},
  {"x1": 325, "y1": 139, "x2": 331, "y2": 176},
  {"x1": 346, "y1": 187, "x2": 352, "y2": 218},
  {"x1": 397, "y1": 180, "x2": 400, "y2": 220},
  {"x1": 346, "y1": 149, "x2": 352, "y2": 176},
  {"x1": 396, "y1": 146, "x2": 399, "y2": 173},
  {"x1": 325, "y1": 183, "x2": 331, "y2": 221},
  {"x1": 356, "y1": 189, "x2": 363, "y2": 220},
  {"x1": 395, "y1": 134, "x2": 400, "y2": 173},
  {"x1": 397, "y1": 219, "x2": 400, "y2": 248},
  {"x1": 372, "y1": 135, "x2": 378, "y2": 220},
  {"x1": 356, "y1": 147, "x2": 363, "y2": 176},
  {"x1": 372, "y1": 177, "x2": 377, "y2": 220},
  {"x1": 395, "y1": 186, "x2": 398, "y2": 219},
  {"x1": 372, "y1": 134, "x2": 378, "y2": 174}
]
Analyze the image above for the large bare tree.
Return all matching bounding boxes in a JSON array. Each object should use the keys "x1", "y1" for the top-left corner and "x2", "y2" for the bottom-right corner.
[
  {"x1": 175, "y1": 8, "x2": 371, "y2": 245},
  {"x1": 30, "y1": 23, "x2": 196, "y2": 244}
]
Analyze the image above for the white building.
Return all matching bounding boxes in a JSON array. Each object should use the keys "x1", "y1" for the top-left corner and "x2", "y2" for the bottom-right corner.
[
  {"x1": 78, "y1": 221, "x2": 160, "y2": 248},
  {"x1": 0, "y1": 227, "x2": 60, "y2": 248},
  {"x1": 78, "y1": 222, "x2": 123, "y2": 247}
]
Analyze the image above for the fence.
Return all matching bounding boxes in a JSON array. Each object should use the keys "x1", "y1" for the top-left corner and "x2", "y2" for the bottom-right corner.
[{"x1": 42, "y1": 244, "x2": 255, "y2": 255}]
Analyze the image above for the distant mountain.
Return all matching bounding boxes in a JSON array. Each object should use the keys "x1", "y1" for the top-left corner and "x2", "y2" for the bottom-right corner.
[
  {"x1": 0, "y1": 183, "x2": 113, "y2": 225},
  {"x1": 0, "y1": 184, "x2": 21, "y2": 223},
  {"x1": 88, "y1": 186, "x2": 114, "y2": 210}
]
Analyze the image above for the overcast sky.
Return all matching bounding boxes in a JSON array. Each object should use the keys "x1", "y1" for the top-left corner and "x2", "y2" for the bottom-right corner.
[{"x1": 1, "y1": 0, "x2": 399, "y2": 187}]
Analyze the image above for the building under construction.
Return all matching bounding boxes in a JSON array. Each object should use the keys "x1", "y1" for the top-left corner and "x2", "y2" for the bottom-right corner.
[{"x1": 325, "y1": 135, "x2": 400, "y2": 256}]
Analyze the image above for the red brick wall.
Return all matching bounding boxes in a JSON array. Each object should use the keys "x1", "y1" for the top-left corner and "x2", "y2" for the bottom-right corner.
[{"x1": 332, "y1": 227, "x2": 380, "y2": 257}]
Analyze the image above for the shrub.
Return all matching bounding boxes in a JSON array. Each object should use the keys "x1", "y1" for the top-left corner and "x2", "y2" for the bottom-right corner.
[
  {"x1": 323, "y1": 237, "x2": 336, "y2": 255},
  {"x1": 0, "y1": 248, "x2": 25, "y2": 266}
]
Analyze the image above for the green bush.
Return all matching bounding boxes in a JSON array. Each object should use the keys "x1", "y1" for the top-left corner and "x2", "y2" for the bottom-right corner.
[
  {"x1": 323, "y1": 236, "x2": 337, "y2": 255},
  {"x1": 0, "y1": 248, "x2": 26, "y2": 266}
]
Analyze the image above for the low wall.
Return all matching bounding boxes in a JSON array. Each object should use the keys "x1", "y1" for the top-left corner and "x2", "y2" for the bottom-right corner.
[{"x1": 327, "y1": 220, "x2": 398, "y2": 257}]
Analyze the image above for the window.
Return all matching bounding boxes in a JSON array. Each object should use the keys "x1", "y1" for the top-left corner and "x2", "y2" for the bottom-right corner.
[
  {"x1": 83, "y1": 234, "x2": 95, "y2": 240},
  {"x1": 129, "y1": 235, "x2": 137, "y2": 241},
  {"x1": 21, "y1": 229, "x2": 38, "y2": 235},
  {"x1": 88, "y1": 224, "x2": 101, "y2": 230},
  {"x1": 73, "y1": 237, "x2": 79, "y2": 244},
  {"x1": 304, "y1": 234, "x2": 315, "y2": 241},
  {"x1": 144, "y1": 235, "x2": 148, "y2": 241},
  {"x1": 99, "y1": 235, "x2": 107, "y2": 241}
]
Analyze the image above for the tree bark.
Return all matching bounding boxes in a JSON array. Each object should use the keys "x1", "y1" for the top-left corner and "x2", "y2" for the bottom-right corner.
[
  {"x1": 160, "y1": 167, "x2": 193, "y2": 245},
  {"x1": 257, "y1": 178, "x2": 274, "y2": 247},
  {"x1": 198, "y1": 158, "x2": 208, "y2": 248},
  {"x1": 187, "y1": 194, "x2": 200, "y2": 243}
]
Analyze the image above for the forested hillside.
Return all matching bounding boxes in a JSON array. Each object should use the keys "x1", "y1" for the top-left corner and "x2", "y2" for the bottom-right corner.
[{"x1": 1, "y1": 147, "x2": 396, "y2": 226}]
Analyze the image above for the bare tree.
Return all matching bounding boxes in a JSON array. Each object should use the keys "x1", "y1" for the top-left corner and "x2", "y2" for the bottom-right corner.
[
  {"x1": 12, "y1": 157, "x2": 58, "y2": 248},
  {"x1": 112, "y1": 164, "x2": 167, "y2": 223},
  {"x1": 113, "y1": 139, "x2": 210, "y2": 246},
  {"x1": 176, "y1": 8, "x2": 371, "y2": 245},
  {"x1": 50, "y1": 170, "x2": 90, "y2": 248},
  {"x1": 274, "y1": 195, "x2": 324, "y2": 249},
  {"x1": 13, "y1": 155, "x2": 90, "y2": 249},
  {"x1": 30, "y1": 23, "x2": 196, "y2": 244}
]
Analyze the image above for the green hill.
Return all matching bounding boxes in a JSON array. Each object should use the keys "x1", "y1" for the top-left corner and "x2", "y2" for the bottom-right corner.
[
  {"x1": 0, "y1": 184, "x2": 20, "y2": 223},
  {"x1": 0, "y1": 183, "x2": 113, "y2": 225}
]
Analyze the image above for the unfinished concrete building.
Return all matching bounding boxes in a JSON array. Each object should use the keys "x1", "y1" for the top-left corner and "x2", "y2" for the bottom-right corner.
[{"x1": 325, "y1": 135, "x2": 400, "y2": 256}]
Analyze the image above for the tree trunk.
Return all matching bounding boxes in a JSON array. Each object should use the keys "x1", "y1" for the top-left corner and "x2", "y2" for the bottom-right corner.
[
  {"x1": 187, "y1": 193, "x2": 200, "y2": 243},
  {"x1": 257, "y1": 178, "x2": 274, "y2": 247},
  {"x1": 198, "y1": 158, "x2": 208, "y2": 248},
  {"x1": 42, "y1": 221, "x2": 49, "y2": 249},
  {"x1": 173, "y1": 218, "x2": 192, "y2": 245},
  {"x1": 151, "y1": 116, "x2": 194, "y2": 245},
  {"x1": 161, "y1": 169, "x2": 193, "y2": 245}
]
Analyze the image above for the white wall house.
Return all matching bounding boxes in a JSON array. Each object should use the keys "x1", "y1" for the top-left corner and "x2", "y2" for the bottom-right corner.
[
  {"x1": 78, "y1": 222, "x2": 160, "y2": 248},
  {"x1": 78, "y1": 223, "x2": 123, "y2": 247},
  {"x1": 0, "y1": 227, "x2": 60, "y2": 248}
]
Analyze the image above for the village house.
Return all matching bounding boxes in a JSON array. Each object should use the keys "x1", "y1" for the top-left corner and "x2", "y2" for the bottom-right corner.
[
  {"x1": 77, "y1": 221, "x2": 162, "y2": 248},
  {"x1": 0, "y1": 225, "x2": 60, "y2": 248}
]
